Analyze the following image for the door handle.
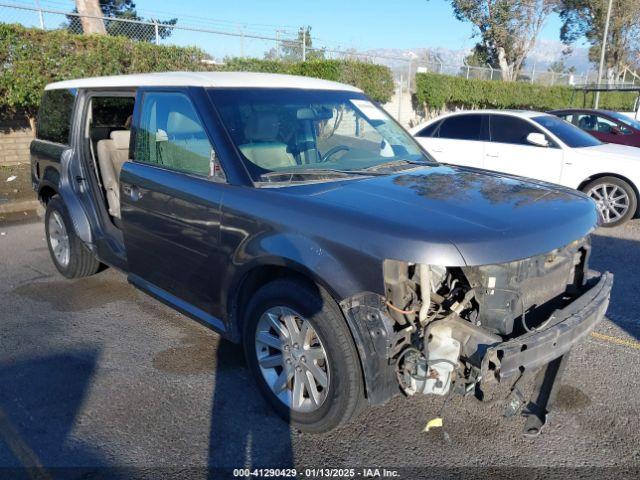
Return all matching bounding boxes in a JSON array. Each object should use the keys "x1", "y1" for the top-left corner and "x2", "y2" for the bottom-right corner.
[
  {"x1": 431, "y1": 147, "x2": 443, "y2": 153},
  {"x1": 485, "y1": 152, "x2": 499, "y2": 158},
  {"x1": 123, "y1": 184, "x2": 143, "y2": 201}
]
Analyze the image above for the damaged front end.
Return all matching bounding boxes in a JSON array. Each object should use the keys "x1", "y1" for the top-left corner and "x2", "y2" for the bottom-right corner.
[{"x1": 342, "y1": 237, "x2": 613, "y2": 437}]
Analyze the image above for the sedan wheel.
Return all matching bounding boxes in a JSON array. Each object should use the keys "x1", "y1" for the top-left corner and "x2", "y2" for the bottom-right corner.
[
  {"x1": 255, "y1": 306, "x2": 330, "y2": 413},
  {"x1": 584, "y1": 177, "x2": 637, "y2": 227}
]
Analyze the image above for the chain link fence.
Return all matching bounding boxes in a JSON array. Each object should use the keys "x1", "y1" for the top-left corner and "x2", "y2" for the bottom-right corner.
[{"x1": 1, "y1": 1, "x2": 637, "y2": 90}]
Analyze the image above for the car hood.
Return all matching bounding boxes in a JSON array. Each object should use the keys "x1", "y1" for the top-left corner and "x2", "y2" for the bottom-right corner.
[
  {"x1": 280, "y1": 165, "x2": 599, "y2": 266},
  {"x1": 578, "y1": 142, "x2": 640, "y2": 160}
]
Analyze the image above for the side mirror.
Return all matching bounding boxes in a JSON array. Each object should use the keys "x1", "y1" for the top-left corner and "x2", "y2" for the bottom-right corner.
[
  {"x1": 611, "y1": 126, "x2": 623, "y2": 135},
  {"x1": 526, "y1": 132, "x2": 549, "y2": 147}
]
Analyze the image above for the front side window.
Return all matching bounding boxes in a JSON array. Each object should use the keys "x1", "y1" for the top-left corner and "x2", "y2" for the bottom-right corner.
[
  {"x1": 208, "y1": 88, "x2": 431, "y2": 183},
  {"x1": 489, "y1": 115, "x2": 541, "y2": 146},
  {"x1": 135, "y1": 92, "x2": 216, "y2": 177},
  {"x1": 575, "y1": 114, "x2": 624, "y2": 134},
  {"x1": 37, "y1": 89, "x2": 77, "y2": 144},
  {"x1": 438, "y1": 115, "x2": 483, "y2": 141},
  {"x1": 608, "y1": 111, "x2": 640, "y2": 130},
  {"x1": 532, "y1": 115, "x2": 602, "y2": 148}
]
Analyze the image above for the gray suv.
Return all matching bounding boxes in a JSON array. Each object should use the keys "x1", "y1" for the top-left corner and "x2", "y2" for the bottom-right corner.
[{"x1": 31, "y1": 72, "x2": 612, "y2": 435}]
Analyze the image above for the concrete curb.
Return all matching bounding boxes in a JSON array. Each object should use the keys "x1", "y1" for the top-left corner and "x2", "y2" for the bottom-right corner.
[{"x1": 0, "y1": 199, "x2": 40, "y2": 215}]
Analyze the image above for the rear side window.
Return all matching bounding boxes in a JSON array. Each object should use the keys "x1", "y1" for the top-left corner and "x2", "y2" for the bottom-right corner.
[
  {"x1": 415, "y1": 121, "x2": 440, "y2": 138},
  {"x1": 490, "y1": 115, "x2": 539, "y2": 145},
  {"x1": 37, "y1": 89, "x2": 76, "y2": 144},
  {"x1": 134, "y1": 91, "x2": 215, "y2": 177},
  {"x1": 439, "y1": 115, "x2": 483, "y2": 140},
  {"x1": 92, "y1": 97, "x2": 135, "y2": 127}
]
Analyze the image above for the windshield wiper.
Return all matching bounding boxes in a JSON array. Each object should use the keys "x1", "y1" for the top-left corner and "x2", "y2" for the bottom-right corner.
[
  {"x1": 259, "y1": 168, "x2": 385, "y2": 181},
  {"x1": 362, "y1": 158, "x2": 431, "y2": 172}
]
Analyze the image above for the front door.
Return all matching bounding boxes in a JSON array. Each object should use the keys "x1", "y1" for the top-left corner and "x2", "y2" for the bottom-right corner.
[
  {"x1": 484, "y1": 114, "x2": 563, "y2": 184},
  {"x1": 120, "y1": 88, "x2": 228, "y2": 327}
]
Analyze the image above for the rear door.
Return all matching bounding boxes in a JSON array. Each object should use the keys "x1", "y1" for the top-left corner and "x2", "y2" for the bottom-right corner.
[
  {"x1": 119, "y1": 87, "x2": 229, "y2": 328},
  {"x1": 484, "y1": 114, "x2": 563, "y2": 183},
  {"x1": 414, "y1": 114, "x2": 486, "y2": 168}
]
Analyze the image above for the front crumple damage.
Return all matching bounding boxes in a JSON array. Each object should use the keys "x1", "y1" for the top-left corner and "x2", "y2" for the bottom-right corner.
[{"x1": 341, "y1": 237, "x2": 613, "y2": 436}]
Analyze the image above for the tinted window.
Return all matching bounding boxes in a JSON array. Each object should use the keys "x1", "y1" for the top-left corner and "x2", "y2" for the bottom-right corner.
[
  {"x1": 556, "y1": 113, "x2": 574, "y2": 123},
  {"x1": 37, "y1": 89, "x2": 76, "y2": 144},
  {"x1": 576, "y1": 114, "x2": 630, "y2": 134},
  {"x1": 532, "y1": 115, "x2": 601, "y2": 148},
  {"x1": 490, "y1": 115, "x2": 539, "y2": 145},
  {"x1": 416, "y1": 121, "x2": 440, "y2": 138},
  {"x1": 438, "y1": 115, "x2": 483, "y2": 140},
  {"x1": 135, "y1": 92, "x2": 215, "y2": 177},
  {"x1": 608, "y1": 111, "x2": 640, "y2": 130}
]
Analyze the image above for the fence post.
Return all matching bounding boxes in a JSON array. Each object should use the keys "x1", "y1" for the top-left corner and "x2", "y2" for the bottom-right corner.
[
  {"x1": 154, "y1": 20, "x2": 160, "y2": 45},
  {"x1": 302, "y1": 28, "x2": 306, "y2": 61},
  {"x1": 531, "y1": 63, "x2": 536, "y2": 84},
  {"x1": 397, "y1": 74, "x2": 403, "y2": 121},
  {"x1": 466, "y1": 65, "x2": 470, "y2": 79},
  {"x1": 550, "y1": 71, "x2": 555, "y2": 86},
  {"x1": 35, "y1": 0, "x2": 45, "y2": 29}
]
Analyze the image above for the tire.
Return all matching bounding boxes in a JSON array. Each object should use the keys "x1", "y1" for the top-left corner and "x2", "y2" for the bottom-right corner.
[
  {"x1": 243, "y1": 278, "x2": 365, "y2": 433},
  {"x1": 45, "y1": 195, "x2": 101, "y2": 279},
  {"x1": 582, "y1": 176, "x2": 637, "y2": 227}
]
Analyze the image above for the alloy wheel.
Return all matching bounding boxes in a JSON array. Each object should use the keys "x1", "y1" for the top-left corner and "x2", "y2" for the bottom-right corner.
[
  {"x1": 255, "y1": 306, "x2": 330, "y2": 413},
  {"x1": 587, "y1": 183, "x2": 630, "y2": 225},
  {"x1": 48, "y1": 210, "x2": 70, "y2": 267}
]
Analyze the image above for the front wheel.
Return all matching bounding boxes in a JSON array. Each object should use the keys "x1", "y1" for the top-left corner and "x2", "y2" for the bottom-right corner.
[
  {"x1": 243, "y1": 278, "x2": 365, "y2": 433},
  {"x1": 583, "y1": 176, "x2": 637, "y2": 227}
]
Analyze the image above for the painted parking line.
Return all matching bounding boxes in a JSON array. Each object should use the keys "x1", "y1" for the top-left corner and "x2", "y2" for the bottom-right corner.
[
  {"x1": 0, "y1": 406, "x2": 51, "y2": 480},
  {"x1": 590, "y1": 332, "x2": 640, "y2": 350}
]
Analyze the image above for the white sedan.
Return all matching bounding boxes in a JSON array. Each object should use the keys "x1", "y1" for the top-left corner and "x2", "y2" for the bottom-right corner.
[{"x1": 410, "y1": 110, "x2": 640, "y2": 226}]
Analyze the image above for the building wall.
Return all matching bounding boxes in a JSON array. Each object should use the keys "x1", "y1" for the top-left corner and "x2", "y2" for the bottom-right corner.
[{"x1": 0, "y1": 117, "x2": 33, "y2": 166}]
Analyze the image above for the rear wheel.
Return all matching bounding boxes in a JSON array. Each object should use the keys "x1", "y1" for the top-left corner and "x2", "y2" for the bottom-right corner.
[
  {"x1": 45, "y1": 195, "x2": 101, "y2": 278},
  {"x1": 583, "y1": 176, "x2": 637, "y2": 227},
  {"x1": 243, "y1": 278, "x2": 365, "y2": 433}
]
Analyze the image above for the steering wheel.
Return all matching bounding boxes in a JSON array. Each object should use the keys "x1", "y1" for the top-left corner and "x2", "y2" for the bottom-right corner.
[{"x1": 320, "y1": 145, "x2": 351, "y2": 163}]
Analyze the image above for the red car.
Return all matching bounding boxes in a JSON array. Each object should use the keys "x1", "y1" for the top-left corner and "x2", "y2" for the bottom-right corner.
[{"x1": 550, "y1": 109, "x2": 640, "y2": 147}]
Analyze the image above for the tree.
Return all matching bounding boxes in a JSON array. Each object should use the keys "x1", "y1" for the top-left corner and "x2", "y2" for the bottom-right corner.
[
  {"x1": 275, "y1": 26, "x2": 325, "y2": 61},
  {"x1": 70, "y1": 0, "x2": 177, "y2": 42},
  {"x1": 557, "y1": 0, "x2": 640, "y2": 77},
  {"x1": 75, "y1": 0, "x2": 107, "y2": 35},
  {"x1": 442, "y1": 1, "x2": 558, "y2": 80},
  {"x1": 547, "y1": 58, "x2": 576, "y2": 73}
]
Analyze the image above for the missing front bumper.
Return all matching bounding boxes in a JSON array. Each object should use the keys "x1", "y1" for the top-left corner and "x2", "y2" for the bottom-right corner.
[{"x1": 481, "y1": 271, "x2": 613, "y2": 381}]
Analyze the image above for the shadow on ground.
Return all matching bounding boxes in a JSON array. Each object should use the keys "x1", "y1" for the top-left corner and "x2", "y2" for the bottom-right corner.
[{"x1": 590, "y1": 228, "x2": 640, "y2": 340}]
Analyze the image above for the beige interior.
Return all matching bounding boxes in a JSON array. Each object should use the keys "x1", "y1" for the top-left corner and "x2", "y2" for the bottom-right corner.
[
  {"x1": 238, "y1": 112, "x2": 296, "y2": 169},
  {"x1": 97, "y1": 130, "x2": 130, "y2": 218}
]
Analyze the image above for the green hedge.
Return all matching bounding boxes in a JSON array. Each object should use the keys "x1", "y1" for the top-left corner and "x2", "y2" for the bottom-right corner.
[
  {"x1": 221, "y1": 58, "x2": 395, "y2": 103},
  {"x1": 0, "y1": 24, "x2": 394, "y2": 122},
  {"x1": 414, "y1": 72, "x2": 637, "y2": 112}
]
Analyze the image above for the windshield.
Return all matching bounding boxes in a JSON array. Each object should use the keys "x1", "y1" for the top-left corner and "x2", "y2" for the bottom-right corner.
[
  {"x1": 208, "y1": 88, "x2": 432, "y2": 183},
  {"x1": 607, "y1": 111, "x2": 640, "y2": 130},
  {"x1": 533, "y1": 115, "x2": 602, "y2": 148}
]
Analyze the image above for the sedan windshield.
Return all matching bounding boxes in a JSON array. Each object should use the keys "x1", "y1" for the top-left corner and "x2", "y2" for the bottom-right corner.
[
  {"x1": 533, "y1": 115, "x2": 602, "y2": 148},
  {"x1": 208, "y1": 88, "x2": 433, "y2": 183},
  {"x1": 607, "y1": 111, "x2": 640, "y2": 130}
]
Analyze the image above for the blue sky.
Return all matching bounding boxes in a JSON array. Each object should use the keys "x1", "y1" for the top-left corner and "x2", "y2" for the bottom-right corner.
[{"x1": 30, "y1": 0, "x2": 570, "y2": 59}]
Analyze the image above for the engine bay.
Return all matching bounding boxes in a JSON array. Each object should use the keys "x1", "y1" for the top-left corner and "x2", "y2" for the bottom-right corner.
[{"x1": 383, "y1": 237, "x2": 592, "y2": 398}]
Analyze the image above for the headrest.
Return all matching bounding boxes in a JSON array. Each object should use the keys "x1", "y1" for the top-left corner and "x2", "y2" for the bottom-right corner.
[
  {"x1": 244, "y1": 113, "x2": 280, "y2": 142},
  {"x1": 167, "y1": 111, "x2": 203, "y2": 135},
  {"x1": 110, "y1": 130, "x2": 130, "y2": 150}
]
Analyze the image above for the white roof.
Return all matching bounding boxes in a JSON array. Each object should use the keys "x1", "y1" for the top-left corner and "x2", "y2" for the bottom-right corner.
[{"x1": 44, "y1": 71, "x2": 363, "y2": 92}]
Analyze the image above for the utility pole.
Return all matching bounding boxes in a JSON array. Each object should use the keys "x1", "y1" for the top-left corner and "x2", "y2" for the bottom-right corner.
[
  {"x1": 275, "y1": 29, "x2": 280, "y2": 59},
  {"x1": 75, "y1": 0, "x2": 107, "y2": 35},
  {"x1": 302, "y1": 28, "x2": 307, "y2": 61},
  {"x1": 595, "y1": 0, "x2": 614, "y2": 109}
]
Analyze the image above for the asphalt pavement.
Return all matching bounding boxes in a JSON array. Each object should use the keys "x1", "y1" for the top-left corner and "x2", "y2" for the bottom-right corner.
[{"x1": 0, "y1": 217, "x2": 639, "y2": 479}]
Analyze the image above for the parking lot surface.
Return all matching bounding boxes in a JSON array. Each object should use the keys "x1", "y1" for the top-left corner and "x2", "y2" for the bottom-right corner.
[{"x1": 0, "y1": 217, "x2": 639, "y2": 479}]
